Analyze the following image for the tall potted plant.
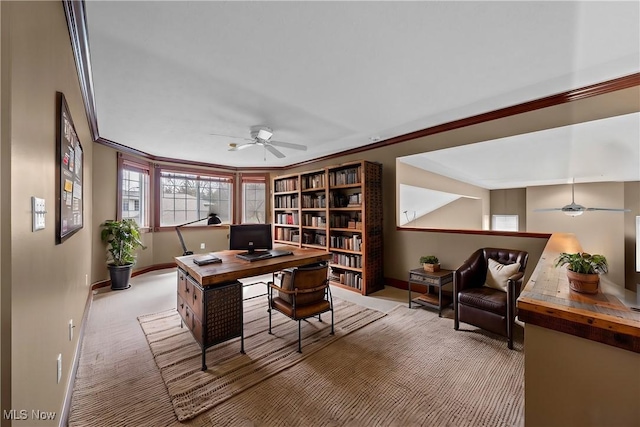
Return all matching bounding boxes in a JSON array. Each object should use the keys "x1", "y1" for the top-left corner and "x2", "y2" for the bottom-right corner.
[
  {"x1": 554, "y1": 252, "x2": 608, "y2": 294},
  {"x1": 100, "y1": 219, "x2": 146, "y2": 290}
]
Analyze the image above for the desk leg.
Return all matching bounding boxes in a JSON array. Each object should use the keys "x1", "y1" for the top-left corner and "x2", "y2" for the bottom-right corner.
[
  {"x1": 201, "y1": 348, "x2": 207, "y2": 371},
  {"x1": 438, "y1": 285, "x2": 442, "y2": 317},
  {"x1": 408, "y1": 278, "x2": 412, "y2": 308}
]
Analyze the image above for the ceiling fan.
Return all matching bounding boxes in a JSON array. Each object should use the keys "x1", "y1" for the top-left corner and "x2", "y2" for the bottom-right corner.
[
  {"x1": 221, "y1": 126, "x2": 307, "y2": 159},
  {"x1": 534, "y1": 180, "x2": 630, "y2": 216}
]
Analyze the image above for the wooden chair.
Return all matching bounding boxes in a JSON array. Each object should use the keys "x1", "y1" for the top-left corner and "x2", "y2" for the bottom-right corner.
[{"x1": 267, "y1": 262, "x2": 334, "y2": 352}]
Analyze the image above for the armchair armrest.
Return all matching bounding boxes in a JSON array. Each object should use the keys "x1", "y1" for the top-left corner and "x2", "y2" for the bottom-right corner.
[
  {"x1": 507, "y1": 271, "x2": 525, "y2": 298},
  {"x1": 454, "y1": 250, "x2": 485, "y2": 293}
]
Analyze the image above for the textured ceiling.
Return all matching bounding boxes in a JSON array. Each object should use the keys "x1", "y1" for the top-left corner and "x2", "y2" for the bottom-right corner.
[{"x1": 84, "y1": 1, "x2": 640, "y2": 169}]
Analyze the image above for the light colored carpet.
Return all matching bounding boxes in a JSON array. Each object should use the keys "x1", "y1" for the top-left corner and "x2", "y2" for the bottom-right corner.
[
  {"x1": 138, "y1": 297, "x2": 386, "y2": 421},
  {"x1": 68, "y1": 269, "x2": 524, "y2": 427}
]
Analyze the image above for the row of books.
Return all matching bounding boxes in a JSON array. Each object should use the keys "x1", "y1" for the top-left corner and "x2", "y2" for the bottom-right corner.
[
  {"x1": 274, "y1": 194, "x2": 299, "y2": 209},
  {"x1": 330, "y1": 234, "x2": 362, "y2": 251},
  {"x1": 331, "y1": 253, "x2": 362, "y2": 268},
  {"x1": 329, "y1": 268, "x2": 362, "y2": 290},
  {"x1": 274, "y1": 177, "x2": 298, "y2": 192},
  {"x1": 301, "y1": 173, "x2": 325, "y2": 190},
  {"x1": 328, "y1": 167, "x2": 361, "y2": 186},
  {"x1": 347, "y1": 193, "x2": 362, "y2": 207},
  {"x1": 302, "y1": 231, "x2": 326, "y2": 246},
  {"x1": 301, "y1": 194, "x2": 326, "y2": 208},
  {"x1": 275, "y1": 228, "x2": 299, "y2": 242},
  {"x1": 275, "y1": 212, "x2": 299, "y2": 225},
  {"x1": 329, "y1": 213, "x2": 363, "y2": 228},
  {"x1": 302, "y1": 214, "x2": 326, "y2": 227}
]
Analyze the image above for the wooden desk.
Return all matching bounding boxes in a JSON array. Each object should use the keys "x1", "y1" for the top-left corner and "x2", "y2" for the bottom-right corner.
[{"x1": 175, "y1": 247, "x2": 331, "y2": 370}]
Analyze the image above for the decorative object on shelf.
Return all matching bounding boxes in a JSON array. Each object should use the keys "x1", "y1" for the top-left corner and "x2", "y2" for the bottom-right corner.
[
  {"x1": 554, "y1": 252, "x2": 608, "y2": 294},
  {"x1": 420, "y1": 255, "x2": 440, "y2": 272},
  {"x1": 100, "y1": 219, "x2": 147, "y2": 290}
]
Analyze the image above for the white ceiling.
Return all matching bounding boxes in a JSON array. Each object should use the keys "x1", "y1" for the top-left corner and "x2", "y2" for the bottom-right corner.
[{"x1": 84, "y1": 1, "x2": 640, "y2": 169}]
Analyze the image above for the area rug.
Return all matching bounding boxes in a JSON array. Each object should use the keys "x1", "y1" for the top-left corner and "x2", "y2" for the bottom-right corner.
[{"x1": 138, "y1": 296, "x2": 386, "y2": 421}]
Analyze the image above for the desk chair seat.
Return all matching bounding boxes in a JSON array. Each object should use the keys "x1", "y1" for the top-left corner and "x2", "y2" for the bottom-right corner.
[{"x1": 267, "y1": 262, "x2": 333, "y2": 352}]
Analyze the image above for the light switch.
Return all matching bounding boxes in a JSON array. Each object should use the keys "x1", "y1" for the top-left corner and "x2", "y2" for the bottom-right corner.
[{"x1": 32, "y1": 196, "x2": 46, "y2": 231}]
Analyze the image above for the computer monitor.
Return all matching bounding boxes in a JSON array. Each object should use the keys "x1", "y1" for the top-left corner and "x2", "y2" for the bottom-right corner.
[{"x1": 229, "y1": 224, "x2": 273, "y2": 255}]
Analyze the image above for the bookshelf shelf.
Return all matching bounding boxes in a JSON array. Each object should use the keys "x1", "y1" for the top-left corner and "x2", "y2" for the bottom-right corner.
[{"x1": 272, "y1": 160, "x2": 383, "y2": 295}]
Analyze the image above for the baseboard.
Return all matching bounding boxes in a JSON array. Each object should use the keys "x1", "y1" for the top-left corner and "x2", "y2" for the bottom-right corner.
[
  {"x1": 58, "y1": 283, "x2": 93, "y2": 427},
  {"x1": 91, "y1": 262, "x2": 177, "y2": 291}
]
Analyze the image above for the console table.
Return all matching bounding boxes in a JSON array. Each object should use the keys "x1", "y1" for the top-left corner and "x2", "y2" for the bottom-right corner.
[
  {"x1": 407, "y1": 268, "x2": 454, "y2": 317},
  {"x1": 175, "y1": 247, "x2": 331, "y2": 370}
]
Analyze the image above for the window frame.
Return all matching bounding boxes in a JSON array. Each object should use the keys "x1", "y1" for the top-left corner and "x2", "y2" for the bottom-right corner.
[
  {"x1": 240, "y1": 173, "x2": 269, "y2": 224},
  {"x1": 153, "y1": 165, "x2": 236, "y2": 231},
  {"x1": 117, "y1": 153, "x2": 151, "y2": 231}
]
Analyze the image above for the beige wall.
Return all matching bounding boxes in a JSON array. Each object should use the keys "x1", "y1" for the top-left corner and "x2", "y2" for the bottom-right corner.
[
  {"x1": 2, "y1": 2, "x2": 93, "y2": 426},
  {"x1": 396, "y1": 161, "x2": 489, "y2": 229},
  {"x1": 525, "y1": 324, "x2": 640, "y2": 427},
  {"x1": 490, "y1": 188, "x2": 527, "y2": 231},
  {"x1": 0, "y1": 2, "x2": 11, "y2": 422}
]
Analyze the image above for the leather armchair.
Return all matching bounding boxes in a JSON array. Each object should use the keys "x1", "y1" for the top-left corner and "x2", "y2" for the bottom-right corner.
[
  {"x1": 267, "y1": 262, "x2": 333, "y2": 352},
  {"x1": 454, "y1": 248, "x2": 528, "y2": 349}
]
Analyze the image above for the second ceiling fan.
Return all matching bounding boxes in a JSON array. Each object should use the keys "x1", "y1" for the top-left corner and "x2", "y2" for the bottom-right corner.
[{"x1": 225, "y1": 126, "x2": 307, "y2": 159}]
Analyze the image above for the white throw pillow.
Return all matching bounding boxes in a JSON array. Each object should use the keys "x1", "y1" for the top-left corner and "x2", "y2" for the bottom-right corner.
[{"x1": 484, "y1": 258, "x2": 521, "y2": 292}]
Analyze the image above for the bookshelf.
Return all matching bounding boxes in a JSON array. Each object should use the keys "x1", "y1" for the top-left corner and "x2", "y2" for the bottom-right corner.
[{"x1": 272, "y1": 160, "x2": 383, "y2": 295}]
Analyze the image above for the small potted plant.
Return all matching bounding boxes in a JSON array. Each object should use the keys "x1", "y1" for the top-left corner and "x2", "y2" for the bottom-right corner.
[
  {"x1": 100, "y1": 219, "x2": 147, "y2": 290},
  {"x1": 420, "y1": 255, "x2": 440, "y2": 273},
  {"x1": 554, "y1": 252, "x2": 608, "y2": 294}
]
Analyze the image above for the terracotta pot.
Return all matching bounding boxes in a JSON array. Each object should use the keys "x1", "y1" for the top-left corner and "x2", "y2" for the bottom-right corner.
[
  {"x1": 566, "y1": 269, "x2": 599, "y2": 294},
  {"x1": 423, "y1": 263, "x2": 440, "y2": 273}
]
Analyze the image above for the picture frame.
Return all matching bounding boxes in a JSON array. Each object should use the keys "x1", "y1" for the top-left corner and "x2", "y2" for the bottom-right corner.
[{"x1": 55, "y1": 92, "x2": 84, "y2": 244}]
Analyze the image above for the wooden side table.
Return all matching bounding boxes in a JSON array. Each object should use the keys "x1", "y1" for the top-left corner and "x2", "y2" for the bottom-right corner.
[{"x1": 408, "y1": 268, "x2": 454, "y2": 317}]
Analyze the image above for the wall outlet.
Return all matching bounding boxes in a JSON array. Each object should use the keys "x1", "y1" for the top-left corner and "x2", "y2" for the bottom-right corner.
[
  {"x1": 69, "y1": 319, "x2": 74, "y2": 341},
  {"x1": 200, "y1": 243, "x2": 205, "y2": 249},
  {"x1": 57, "y1": 354, "x2": 62, "y2": 384},
  {"x1": 85, "y1": 273, "x2": 88, "y2": 286}
]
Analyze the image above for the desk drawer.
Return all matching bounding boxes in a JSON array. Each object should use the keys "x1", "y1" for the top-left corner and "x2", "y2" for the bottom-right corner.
[
  {"x1": 184, "y1": 305, "x2": 203, "y2": 346},
  {"x1": 177, "y1": 271, "x2": 204, "y2": 318}
]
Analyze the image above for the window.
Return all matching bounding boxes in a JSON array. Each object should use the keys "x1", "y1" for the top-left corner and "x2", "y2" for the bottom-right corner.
[
  {"x1": 119, "y1": 155, "x2": 150, "y2": 228},
  {"x1": 492, "y1": 215, "x2": 519, "y2": 232},
  {"x1": 241, "y1": 174, "x2": 267, "y2": 224},
  {"x1": 159, "y1": 169, "x2": 233, "y2": 226}
]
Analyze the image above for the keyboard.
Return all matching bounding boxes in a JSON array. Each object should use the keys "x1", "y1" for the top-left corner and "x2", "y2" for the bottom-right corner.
[{"x1": 236, "y1": 249, "x2": 293, "y2": 262}]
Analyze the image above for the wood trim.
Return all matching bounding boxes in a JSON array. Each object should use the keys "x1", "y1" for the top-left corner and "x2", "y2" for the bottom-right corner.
[
  {"x1": 91, "y1": 263, "x2": 177, "y2": 291},
  {"x1": 62, "y1": 0, "x2": 99, "y2": 141},
  {"x1": 518, "y1": 305, "x2": 640, "y2": 353},
  {"x1": 65, "y1": 3, "x2": 639, "y2": 172},
  {"x1": 397, "y1": 227, "x2": 552, "y2": 239},
  {"x1": 285, "y1": 73, "x2": 640, "y2": 169}
]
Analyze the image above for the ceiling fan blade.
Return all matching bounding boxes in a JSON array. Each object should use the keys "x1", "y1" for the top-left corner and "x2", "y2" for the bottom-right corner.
[
  {"x1": 210, "y1": 132, "x2": 253, "y2": 141},
  {"x1": 533, "y1": 208, "x2": 563, "y2": 212},
  {"x1": 228, "y1": 142, "x2": 255, "y2": 151},
  {"x1": 265, "y1": 144, "x2": 285, "y2": 158},
  {"x1": 585, "y1": 207, "x2": 631, "y2": 212},
  {"x1": 268, "y1": 140, "x2": 307, "y2": 151}
]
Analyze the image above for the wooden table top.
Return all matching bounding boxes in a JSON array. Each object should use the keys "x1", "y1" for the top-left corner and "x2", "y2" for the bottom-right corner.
[
  {"x1": 175, "y1": 246, "x2": 332, "y2": 287},
  {"x1": 517, "y1": 233, "x2": 640, "y2": 353}
]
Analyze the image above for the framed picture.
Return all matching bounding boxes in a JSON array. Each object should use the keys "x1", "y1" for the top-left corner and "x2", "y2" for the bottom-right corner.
[{"x1": 56, "y1": 92, "x2": 83, "y2": 244}]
